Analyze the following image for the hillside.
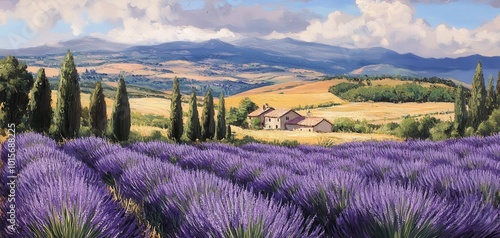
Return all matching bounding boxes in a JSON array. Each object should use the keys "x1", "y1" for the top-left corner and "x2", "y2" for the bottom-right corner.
[{"x1": 4, "y1": 37, "x2": 500, "y2": 86}]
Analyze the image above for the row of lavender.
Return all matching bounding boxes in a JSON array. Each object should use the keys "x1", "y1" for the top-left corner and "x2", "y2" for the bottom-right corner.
[
  {"x1": 0, "y1": 133, "x2": 144, "y2": 237},
  {"x1": 2, "y1": 133, "x2": 499, "y2": 237},
  {"x1": 61, "y1": 136, "x2": 322, "y2": 237},
  {"x1": 127, "y1": 137, "x2": 500, "y2": 237}
]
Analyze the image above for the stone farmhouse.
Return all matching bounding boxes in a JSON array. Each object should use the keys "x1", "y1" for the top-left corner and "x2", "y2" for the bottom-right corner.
[{"x1": 247, "y1": 105, "x2": 333, "y2": 132}]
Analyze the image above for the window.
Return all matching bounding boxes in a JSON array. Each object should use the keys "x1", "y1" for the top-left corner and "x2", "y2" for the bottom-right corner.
[
  {"x1": 286, "y1": 116, "x2": 289, "y2": 120},
  {"x1": 309, "y1": 129, "x2": 312, "y2": 132},
  {"x1": 269, "y1": 118, "x2": 271, "y2": 122},
  {"x1": 276, "y1": 125, "x2": 278, "y2": 129}
]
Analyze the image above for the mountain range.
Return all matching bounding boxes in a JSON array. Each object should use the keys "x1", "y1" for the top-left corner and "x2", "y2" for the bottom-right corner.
[{"x1": 1, "y1": 36, "x2": 499, "y2": 84}]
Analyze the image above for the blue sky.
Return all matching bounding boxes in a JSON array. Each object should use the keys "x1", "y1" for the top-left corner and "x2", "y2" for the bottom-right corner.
[{"x1": 0, "y1": 0, "x2": 499, "y2": 57}]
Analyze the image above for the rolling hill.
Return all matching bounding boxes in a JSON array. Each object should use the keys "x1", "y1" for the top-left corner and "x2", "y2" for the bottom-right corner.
[{"x1": 1, "y1": 37, "x2": 499, "y2": 84}]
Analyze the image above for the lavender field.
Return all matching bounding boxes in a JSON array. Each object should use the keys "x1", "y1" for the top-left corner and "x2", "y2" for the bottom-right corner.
[{"x1": 1, "y1": 133, "x2": 500, "y2": 237}]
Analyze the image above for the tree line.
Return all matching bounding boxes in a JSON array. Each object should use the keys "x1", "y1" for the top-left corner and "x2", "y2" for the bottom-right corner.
[
  {"x1": 329, "y1": 82, "x2": 456, "y2": 103},
  {"x1": 0, "y1": 51, "x2": 230, "y2": 143},
  {"x1": 453, "y1": 61, "x2": 500, "y2": 137},
  {"x1": 395, "y1": 61, "x2": 500, "y2": 140}
]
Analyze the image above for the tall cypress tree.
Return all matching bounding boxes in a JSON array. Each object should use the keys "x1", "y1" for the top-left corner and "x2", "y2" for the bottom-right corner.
[
  {"x1": 496, "y1": 70, "x2": 500, "y2": 108},
  {"x1": 468, "y1": 61, "x2": 487, "y2": 130},
  {"x1": 185, "y1": 90, "x2": 201, "y2": 142},
  {"x1": 486, "y1": 75, "x2": 496, "y2": 116},
  {"x1": 28, "y1": 68, "x2": 52, "y2": 133},
  {"x1": 454, "y1": 85, "x2": 468, "y2": 137},
  {"x1": 201, "y1": 89, "x2": 215, "y2": 141},
  {"x1": 168, "y1": 77, "x2": 183, "y2": 141},
  {"x1": 111, "y1": 76, "x2": 131, "y2": 142},
  {"x1": 89, "y1": 81, "x2": 107, "y2": 137},
  {"x1": 53, "y1": 50, "x2": 81, "y2": 139},
  {"x1": 226, "y1": 125, "x2": 232, "y2": 140},
  {"x1": 215, "y1": 92, "x2": 226, "y2": 140},
  {"x1": 0, "y1": 56, "x2": 34, "y2": 128}
]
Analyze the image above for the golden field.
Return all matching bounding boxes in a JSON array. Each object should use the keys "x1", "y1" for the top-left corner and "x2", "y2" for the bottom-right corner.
[
  {"x1": 297, "y1": 102, "x2": 454, "y2": 125},
  {"x1": 231, "y1": 126, "x2": 401, "y2": 145}
]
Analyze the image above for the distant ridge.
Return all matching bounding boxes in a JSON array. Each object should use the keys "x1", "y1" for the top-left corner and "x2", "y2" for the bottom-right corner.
[{"x1": 0, "y1": 36, "x2": 499, "y2": 83}]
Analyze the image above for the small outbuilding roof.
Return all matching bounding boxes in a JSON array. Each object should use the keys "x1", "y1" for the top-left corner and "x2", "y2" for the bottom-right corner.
[{"x1": 286, "y1": 116, "x2": 332, "y2": 127}]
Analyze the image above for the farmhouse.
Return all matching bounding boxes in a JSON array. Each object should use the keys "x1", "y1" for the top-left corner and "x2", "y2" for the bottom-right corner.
[
  {"x1": 247, "y1": 104, "x2": 275, "y2": 127},
  {"x1": 248, "y1": 105, "x2": 333, "y2": 132}
]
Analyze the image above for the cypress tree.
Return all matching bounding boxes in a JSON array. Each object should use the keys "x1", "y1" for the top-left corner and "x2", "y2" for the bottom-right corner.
[
  {"x1": 468, "y1": 61, "x2": 487, "y2": 129},
  {"x1": 201, "y1": 89, "x2": 215, "y2": 141},
  {"x1": 185, "y1": 90, "x2": 201, "y2": 142},
  {"x1": 226, "y1": 125, "x2": 232, "y2": 140},
  {"x1": 454, "y1": 85, "x2": 468, "y2": 137},
  {"x1": 215, "y1": 92, "x2": 226, "y2": 140},
  {"x1": 111, "y1": 76, "x2": 131, "y2": 142},
  {"x1": 89, "y1": 81, "x2": 107, "y2": 137},
  {"x1": 0, "y1": 56, "x2": 34, "y2": 128},
  {"x1": 53, "y1": 50, "x2": 81, "y2": 139},
  {"x1": 496, "y1": 70, "x2": 500, "y2": 108},
  {"x1": 168, "y1": 77, "x2": 183, "y2": 141},
  {"x1": 486, "y1": 75, "x2": 496, "y2": 116},
  {"x1": 28, "y1": 68, "x2": 52, "y2": 133}
]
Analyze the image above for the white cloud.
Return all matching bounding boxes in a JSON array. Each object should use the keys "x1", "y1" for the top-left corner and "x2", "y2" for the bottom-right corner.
[
  {"x1": 266, "y1": 0, "x2": 500, "y2": 57},
  {"x1": 102, "y1": 18, "x2": 237, "y2": 44}
]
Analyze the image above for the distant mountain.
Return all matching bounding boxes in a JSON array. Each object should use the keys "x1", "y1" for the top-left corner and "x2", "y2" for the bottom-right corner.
[
  {"x1": 1, "y1": 36, "x2": 499, "y2": 83},
  {"x1": 0, "y1": 36, "x2": 130, "y2": 56}
]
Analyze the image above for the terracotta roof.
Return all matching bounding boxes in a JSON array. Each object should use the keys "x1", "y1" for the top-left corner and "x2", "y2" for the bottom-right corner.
[
  {"x1": 286, "y1": 116, "x2": 332, "y2": 127},
  {"x1": 248, "y1": 107, "x2": 274, "y2": 117},
  {"x1": 264, "y1": 108, "x2": 295, "y2": 118}
]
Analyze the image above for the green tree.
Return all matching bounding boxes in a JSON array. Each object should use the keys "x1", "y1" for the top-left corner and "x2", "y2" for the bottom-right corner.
[
  {"x1": 185, "y1": 90, "x2": 201, "y2": 142},
  {"x1": 486, "y1": 75, "x2": 496, "y2": 115},
  {"x1": 89, "y1": 81, "x2": 107, "y2": 137},
  {"x1": 201, "y1": 89, "x2": 215, "y2": 141},
  {"x1": 468, "y1": 61, "x2": 487, "y2": 130},
  {"x1": 110, "y1": 76, "x2": 131, "y2": 142},
  {"x1": 215, "y1": 92, "x2": 226, "y2": 140},
  {"x1": 53, "y1": 50, "x2": 81, "y2": 140},
  {"x1": 168, "y1": 77, "x2": 183, "y2": 141},
  {"x1": 226, "y1": 125, "x2": 232, "y2": 140},
  {"x1": 81, "y1": 106, "x2": 90, "y2": 127},
  {"x1": 28, "y1": 68, "x2": 51, "y2": 133},
  {"x1": 396, "y1": 118, "x2": 420, "y2": 139},
  {"x1": 453, "y1": 85, "x2": 468, "y2": 137},
  {"x1": 0, "y1": 56, "x2": 34, "y2": 128},
  {"x1": 430, "y1": 122, "x2": 453, "y2": 141},
  {"x1": 418, "y1": 115, "x2": 439, "y2": 140},
  {"x1": 496, "y1": 70, "x2": 500, "y2": 108},
  {"x1": 227, "y1": 97, "x2": 258, "y2": 127}
]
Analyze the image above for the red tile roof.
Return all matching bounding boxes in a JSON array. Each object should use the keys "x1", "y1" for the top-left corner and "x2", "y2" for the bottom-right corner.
[
  {"x1": 248, "y1": 107, "x2": 274, "y2": 117},
  {"x1": 263, "y1": 108, "x2": 296, "y2": 118},
  {"x1": 286, "y1": 116, "x2": 332, "y2": 127}
]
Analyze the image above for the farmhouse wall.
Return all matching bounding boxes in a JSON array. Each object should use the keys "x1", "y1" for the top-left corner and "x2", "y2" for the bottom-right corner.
[
  {"x1": 264, "y1": 110, "x2": 301, "y2": 130},
  {"x1": 313, "y1": 120, "x2": 333, "y2": 132}
]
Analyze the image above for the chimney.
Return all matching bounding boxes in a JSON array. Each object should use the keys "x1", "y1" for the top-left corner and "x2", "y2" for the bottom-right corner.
[
  {"x1": 307, "y1": 110, "x2": 311, "y2": 117},
  {"x1": 262, "y1": 104, "x2": 267, "y2": 110}
]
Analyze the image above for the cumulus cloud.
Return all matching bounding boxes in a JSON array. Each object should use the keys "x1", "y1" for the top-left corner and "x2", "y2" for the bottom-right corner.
[
  {"x1": 0, "y1": 0, "x2": 315, "y2": 48},
  {"x1": 266, "y1": 0, "x2": 500, "y2": 57},
  {"x1": 101, "y1": 18, "x2": 236, "y2": 44}
]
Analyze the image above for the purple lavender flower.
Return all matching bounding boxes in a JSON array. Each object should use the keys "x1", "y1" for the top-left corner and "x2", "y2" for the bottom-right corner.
[
  {"x1": 128, "y1": 141, "x2": 198, "y2": 164},
  {"x1": 117, "y1": 159, "x2": 182, "y2": 202},
  {"x1": 335, "y1": 183, "x2": 452, "y2": 237},
  {"x1": 179, "y1": 186, "x2": 323, "y2": 237},
  {"x1": 63, "y1": 136, "x2": 122, "y2": 168}
]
